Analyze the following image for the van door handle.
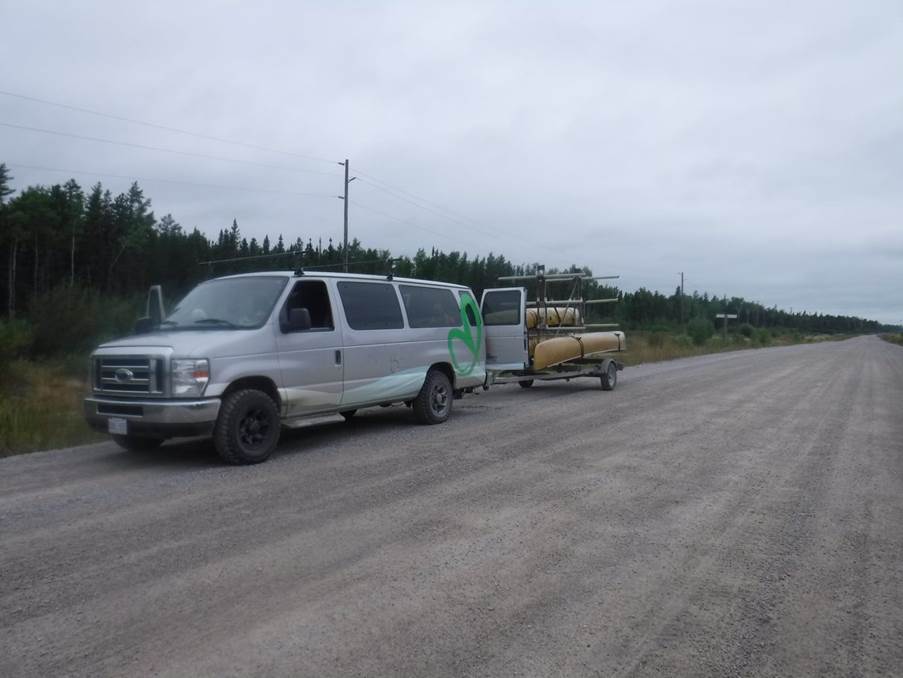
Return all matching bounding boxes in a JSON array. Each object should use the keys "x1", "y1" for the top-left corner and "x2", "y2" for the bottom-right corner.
[{"x1": 335, "y1": 350, "x2": 342, "y2": 365}]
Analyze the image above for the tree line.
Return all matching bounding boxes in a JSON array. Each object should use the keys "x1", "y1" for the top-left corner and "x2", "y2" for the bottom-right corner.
[{"x1": 0, "y1": 163, "x2": 886, "y2": 339}]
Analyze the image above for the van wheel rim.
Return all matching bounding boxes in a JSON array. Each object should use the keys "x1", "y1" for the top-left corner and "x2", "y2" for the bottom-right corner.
[
  {"x1": 239, "y1": 409, "x2": 270, "y2": 448},
  {"x1": 608, "y1": 364, "x2": 617, "y2": 381},
  {"x1": 431, "y1": 384, "x2": 449, "y2": 416}
]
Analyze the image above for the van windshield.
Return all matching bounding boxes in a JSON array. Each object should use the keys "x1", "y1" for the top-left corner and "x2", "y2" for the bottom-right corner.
[{"x1": 163, "y1": 277, "x2": 288, "y2": 330}]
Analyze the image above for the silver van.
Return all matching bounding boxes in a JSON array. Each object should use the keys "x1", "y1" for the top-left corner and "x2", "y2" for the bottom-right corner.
[{"x1": 84, "y1": 271, "x2": 487, "y2": 464}]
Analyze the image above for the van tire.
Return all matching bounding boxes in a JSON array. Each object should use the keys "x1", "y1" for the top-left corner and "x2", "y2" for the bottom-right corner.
[
  {"x1": 214, "y1": 389, "x2": 281, "y2": 465},
  {"x1": 112, "y1": 434, "x2": 164, "y2": 451},
  {"x1": 518, "y1": 379, "x2": 534, "y2": 388},
  {"x1": 340, "y1": 410, "x2": 357, "y2": 421},
  {"x1": 413, "y1": 369, "x2": 452, "y2": 425}
]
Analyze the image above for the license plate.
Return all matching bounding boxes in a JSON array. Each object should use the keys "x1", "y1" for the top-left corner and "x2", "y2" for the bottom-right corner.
[{"x1": 107, "y1": 417, "x2": 128, "y2": 435}]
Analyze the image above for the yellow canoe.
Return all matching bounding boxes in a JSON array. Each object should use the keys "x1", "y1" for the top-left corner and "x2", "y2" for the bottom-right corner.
[
  {"x1": 526, "y1": 307, "x2": 581, "y2": 329},
  {"x1": 532, "y1": 332, "x2": 624, "y2": 369}
]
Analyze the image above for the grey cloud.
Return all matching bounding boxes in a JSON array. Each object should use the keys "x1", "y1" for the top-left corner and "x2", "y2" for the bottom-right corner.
[{"x1": 0, "y1": 0, "x2": 900, "y2": 322}]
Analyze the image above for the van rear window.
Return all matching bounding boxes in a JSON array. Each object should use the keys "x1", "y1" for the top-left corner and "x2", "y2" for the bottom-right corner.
[
  {"x1": 337, "y1": 282, "x2": 404, "y2": 330},
  {"x1": 482, "y1": 290, "x2": 522, "y2": 326},
  {"x1": 400, "y1": 285, "x2": 461, "y2": 328},
  {"x1": 459, "y1": 291, "x2": 478, "y2": 326}
]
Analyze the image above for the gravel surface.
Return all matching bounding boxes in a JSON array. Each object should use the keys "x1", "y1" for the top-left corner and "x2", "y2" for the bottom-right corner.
[{"x1": 1, "y1": 335, "x2": 901, "y2": 677}]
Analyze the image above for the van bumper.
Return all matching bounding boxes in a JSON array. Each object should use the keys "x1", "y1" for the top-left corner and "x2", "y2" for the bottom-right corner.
[{"x1": 84, "y1": 396, "x2": 221, "y2": 438}]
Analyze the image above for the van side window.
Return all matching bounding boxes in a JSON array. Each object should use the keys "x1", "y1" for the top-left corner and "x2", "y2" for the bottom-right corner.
[
  {"x1": 482, "y1": 290, "x2": 521, "y2": 326},
  {"x1": 338, "y1": 282, "x2": 404, "y2": 330},
  {"x1": 400, "y1": 285, "x2": 460, "y2": 328},
  {"x1": 284, "y1": 280, "x2": 334, "y2": 330},
  {"x1": 458, "y1": 290, "x2": 478, "y2": 326}
]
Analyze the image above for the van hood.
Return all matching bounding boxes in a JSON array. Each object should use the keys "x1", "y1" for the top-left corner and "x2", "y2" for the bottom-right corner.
[{"x1": 96, "y1": 328, "x2": 273, "y2": 358}]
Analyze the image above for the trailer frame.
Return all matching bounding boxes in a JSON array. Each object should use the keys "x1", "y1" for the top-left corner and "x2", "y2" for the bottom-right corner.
[{"x1": 485, "y1": 266, "x2": 625, "y2": 391}]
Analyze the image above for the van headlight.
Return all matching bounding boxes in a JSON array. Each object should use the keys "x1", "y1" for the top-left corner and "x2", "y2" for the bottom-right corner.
[{"x1": 171, "y1": 359, "x2": 210, "y2": 397}]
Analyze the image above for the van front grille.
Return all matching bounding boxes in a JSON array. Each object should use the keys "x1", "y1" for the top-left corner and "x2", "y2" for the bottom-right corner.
[{"x1": 94, "y1": 356, "x2": 164, "y2": 396}]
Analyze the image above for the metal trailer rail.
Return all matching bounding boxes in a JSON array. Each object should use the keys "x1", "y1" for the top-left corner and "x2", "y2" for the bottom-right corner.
[{"x1": 488, "y1": 266, "x2": 625, "y2": 391}]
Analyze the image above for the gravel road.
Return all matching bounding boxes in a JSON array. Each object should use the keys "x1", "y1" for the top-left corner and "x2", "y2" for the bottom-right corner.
[{"x1": 2, "y1": 336, "x2": 901, "y2": 677}]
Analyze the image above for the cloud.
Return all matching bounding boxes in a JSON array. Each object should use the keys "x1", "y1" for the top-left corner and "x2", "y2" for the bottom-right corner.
[{"x1": 1, "y1": 0, "x2": 901, "y2": 322}]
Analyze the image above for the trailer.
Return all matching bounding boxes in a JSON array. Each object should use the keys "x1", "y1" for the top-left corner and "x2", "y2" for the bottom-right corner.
[{"x1": 480, "y1": 267, "x2": 626, "y2": 391}]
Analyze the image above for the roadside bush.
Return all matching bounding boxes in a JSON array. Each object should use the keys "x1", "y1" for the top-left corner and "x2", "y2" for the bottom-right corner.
[
  {"x1": 739, "y1": 323, "x2": 754, "y2": 338},
  {"x1": 28, "y1": 286, "x2": 143, "y2": 357},
  {"x1": 647, "y1": 331, "x2": 666, "y2": 348},
  {"x1": 687, "y1": 317, "x2": 715, "y2": 346},
  {"x1": 99, "y1": 294, "x2": 145, "y2": 339},
  {"x1": 0, "y1": 320, "x2": 33, "y2": 376},
  {"x1": 28, "y1": 286, "x2": 101, "y2": 356},
  {"x1": 755, "y1": 328, "x2": 771, "y2": 346}
]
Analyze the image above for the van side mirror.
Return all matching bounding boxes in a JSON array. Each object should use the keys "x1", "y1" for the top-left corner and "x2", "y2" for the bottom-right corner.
[
  {"x1": 146, "y1": 285, "x2": 165, "y2": 325},
  {"x1": 134, "y1": 285, "x2": 165, "y2": 334},
  {"x1": 283, "y1": 307, "x2": 312, "y2": 332}
]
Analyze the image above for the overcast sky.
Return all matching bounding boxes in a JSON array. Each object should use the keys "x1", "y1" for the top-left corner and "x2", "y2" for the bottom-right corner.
[{"x1": 1, "y1": 1, "x2": 901, "y2": 323}]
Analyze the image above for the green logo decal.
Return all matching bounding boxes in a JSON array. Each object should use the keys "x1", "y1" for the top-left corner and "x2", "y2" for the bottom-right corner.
[{"x1": 448, "y1": 294, "x2": 483, "y2": 376}]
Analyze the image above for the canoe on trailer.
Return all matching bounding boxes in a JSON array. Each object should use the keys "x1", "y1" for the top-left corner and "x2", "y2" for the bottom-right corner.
[
  {"x1": 526, "y1": 307, "x2": 581, "y2": 328},
  {"x1": 532, "y1": 331, "x2": 625, "y2": 370}
]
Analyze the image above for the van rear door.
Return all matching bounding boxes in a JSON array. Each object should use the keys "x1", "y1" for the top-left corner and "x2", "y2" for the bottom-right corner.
[{"x1": 480, "y1": 288, "x2": 528, "y2": 370}]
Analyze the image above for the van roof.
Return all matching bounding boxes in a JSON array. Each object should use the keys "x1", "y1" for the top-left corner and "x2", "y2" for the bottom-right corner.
[{"x1": 213, "y1": 270, "x2": 472, "y2": 290}]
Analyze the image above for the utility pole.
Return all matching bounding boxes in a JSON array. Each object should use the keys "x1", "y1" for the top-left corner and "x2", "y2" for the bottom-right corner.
[
  {"x1": 679, "y1": 272, "x2": 685, "y2": 326},
  {"x1": 338, "y1": 158, "x2": 356, "y2": 272}
]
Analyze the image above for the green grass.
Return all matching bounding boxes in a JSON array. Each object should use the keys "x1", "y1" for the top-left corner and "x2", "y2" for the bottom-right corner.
[
  {"x1": 0, "y1": 331, "x2": 856, "y2": 457},
  {"x1": 0, "y1": 358, "x2": 104, "y2": 457},
  {"x1": 620, "y1": 330, "x2": 848, "y2": 366},
  {"x1": 880, "y1": 333, "x2": 903, "y2": 347}
]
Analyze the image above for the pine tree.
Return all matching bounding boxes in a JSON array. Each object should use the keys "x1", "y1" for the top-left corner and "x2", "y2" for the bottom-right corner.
[
  {"x1": 0, "y1": 164, "x2": 16, "y2": 317},
  {"x1": 0, "y1": 163, "x2": 12, "y2": 206}
]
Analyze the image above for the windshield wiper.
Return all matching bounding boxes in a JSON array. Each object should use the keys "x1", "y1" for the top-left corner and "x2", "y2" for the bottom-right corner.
[{"x1": 192, "y1": 318, "x2": 240, "y2": 328}]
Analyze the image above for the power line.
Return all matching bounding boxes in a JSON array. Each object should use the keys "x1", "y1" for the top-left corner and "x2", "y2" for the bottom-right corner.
[
  {"x1": 1, "y1": 90, "x2": 564, "y2": 265},
  {"x1": 0, "y1": 122, "x2": 342, "y2": 177},
  {"x1": 355, "y1": 168, "x2": 554, "y2": 251},
  {"x1": 355, "y1": 169, "x2": 486, "y2": 229},
  {"x1": 0, "y1": 90, "x2": 550, "y2": 250},
  {"x1": 5, "y1": 162, "x2": 336, "y2": 199},
  {"x1": 197, "y1": 252, "x2": 394, "y2": 269},
  {"x1": 350, "y1": 199, "x2": 446, "y2": 237},
  {"x1": 355, "y1": 176, "x2": 489, "y2": 236},
  {"x1": 0, "y1": 89, "x2": 335, "y2": 165},
  {"x1": 350, "y1": 198, "x2": 482, "y2": 248}
]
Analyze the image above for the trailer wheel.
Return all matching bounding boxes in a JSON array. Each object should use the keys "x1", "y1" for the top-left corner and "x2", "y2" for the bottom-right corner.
[
  {"x1": 518, "y1": 379, "x2": 534, "y2": 389},
  {"x1": 600, "y1": 361, "x2": 618, "y2": 391},
  {"x1": 214, "y1": 389, "x2": 280, "y2": 464},
  {"x1": 413, "y1": 369, "x2": 452, "y2": 424}
]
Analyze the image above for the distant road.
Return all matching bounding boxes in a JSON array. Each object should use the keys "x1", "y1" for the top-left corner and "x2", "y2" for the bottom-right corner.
[{"x1": 2, "y1": 336, "x2": 901, "y2": 677}]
